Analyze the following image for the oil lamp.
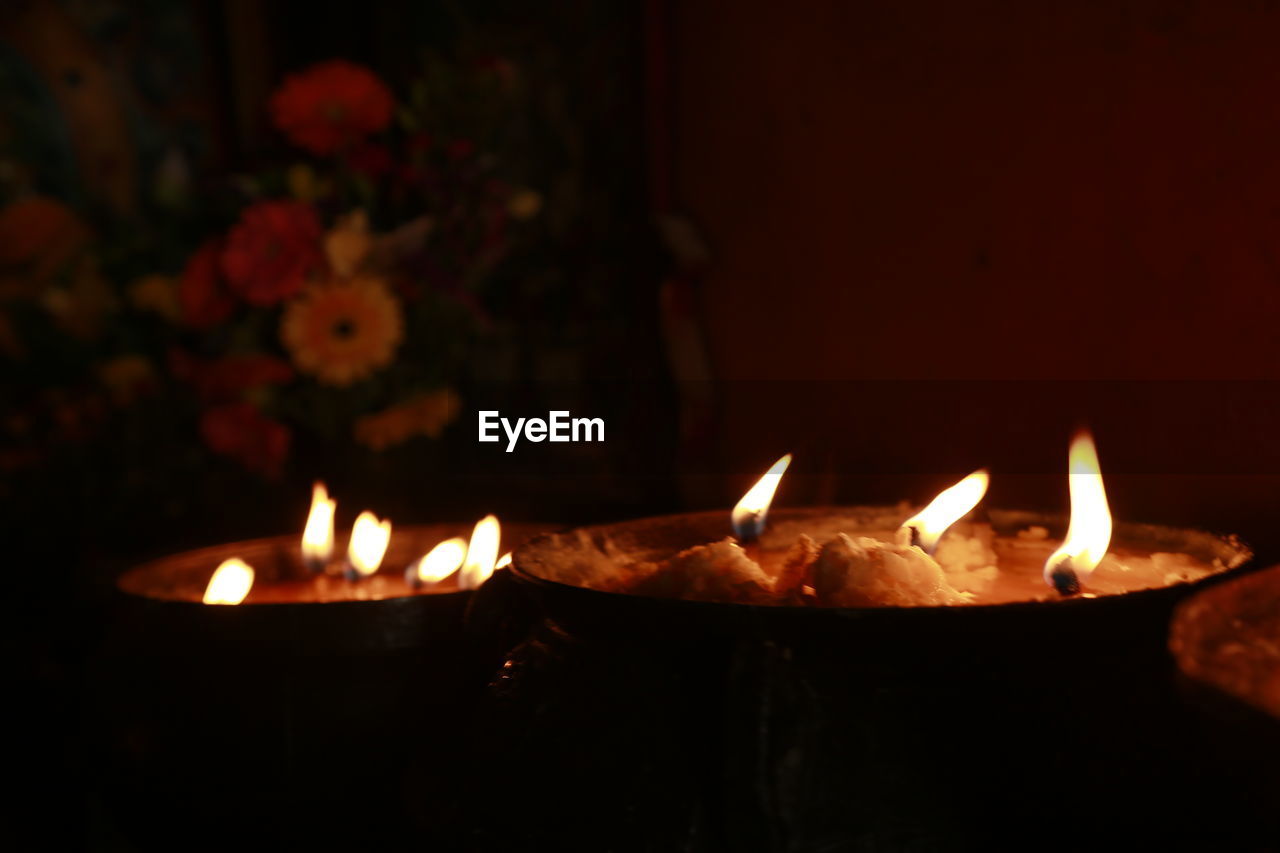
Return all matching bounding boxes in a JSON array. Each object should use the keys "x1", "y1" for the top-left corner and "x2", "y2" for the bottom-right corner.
[
  {"x1": 1168, "y1": 564, "x2": 1280, "y2": 844},
  {"x1": 504, "y1": 429, "x2": 1253, "y2": 848},
  {"x1": 1171, "y1": 564, "x2": 1280, "y2": 719},
  {"x1": 94, "y1": 486, "x2": 551, "y2": 847}
]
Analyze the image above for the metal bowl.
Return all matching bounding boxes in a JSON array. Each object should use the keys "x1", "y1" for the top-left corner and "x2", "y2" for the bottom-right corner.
[
  {"x1": 499, "y1": 507, "x2": 1255, "y2": 849},
  {"x1": 91, "y1": 523, "x2": 550, "y2": 848}
]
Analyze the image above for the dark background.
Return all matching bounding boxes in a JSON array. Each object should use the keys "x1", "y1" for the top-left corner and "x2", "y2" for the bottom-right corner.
[
  {"x1": 4, "y1": 0, "x2": 1280, "y2": 848},
  {"x1": 661, "y1": 0, "x2": 1280, "y2": 547}
]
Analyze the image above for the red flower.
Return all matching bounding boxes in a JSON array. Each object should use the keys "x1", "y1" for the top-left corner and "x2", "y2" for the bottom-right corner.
[
  {"x1": 179, "y1": 239, "x2": 235, "y2": 328},
  {"x1": 173, "y1": 352, "x2": 294, "y2": 402},
  {"x1": 221, "y1": 200, "x2": 324, "y2": 306},
  {"x1": 270, "y1": 60, "x2": 395, "y2": 156},
  {"x1": 200, "y1": 402, "x2": 290, "y2": 477}
]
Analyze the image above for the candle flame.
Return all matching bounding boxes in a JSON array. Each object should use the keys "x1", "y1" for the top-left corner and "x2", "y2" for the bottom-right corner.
[
  {"x1": 732, "y1": 453, "x2": 793, "y2": 541},
  {"x1": 301, "y1": 481, "x2": 336, "y2": 570},
  {"x1": 347, "y1": 511, "x2": 392, "y2": 577},
  {"x1": 459, "y1": 515, "x2": 501, "y2": 590},
  {"x1": 1044, "y1": 430, "x2": 1112, "y2": 590},
  {"x1": 495, "y1": 552, "x2": 512, "y2": 570},
  {"x1": 899, "y1": 469, "x2": 990, "y2": 554},
  {"x1": 410, "y1": 537, "x2": 467, "y2": 586},
  {"x1": 202, "y1": 558, "x2": 255, "y2": 605}
]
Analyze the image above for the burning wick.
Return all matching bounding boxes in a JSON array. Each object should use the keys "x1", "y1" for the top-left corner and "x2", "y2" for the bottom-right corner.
[
  {"x1": 301, "y1": 481, "x2": 337, "y2": 573},
  {"x1": 345, "y1": 510, "x2": 392, "y2": 581},
  {"x1": 897, "y1": 469, "x2": 990, "y2": 556},
  {"x1": 203, "y1": 558, "x2": 255, "y2": 605},
  {"x1": 731, "y1": 453, "x2": 793, "y2": 544},
  {"x1": 406, "y1": 536, "x2": 467, "y2": 589},
  {"x1": 1042, "y1": 430, "x2": 1112, "y2": 598},
  {"x1": 459, "y1": 515, "x2": 501, "y2": 590},
  {"x1": 1046, "y1": 558, "x2": 1082, "y2": 596}
]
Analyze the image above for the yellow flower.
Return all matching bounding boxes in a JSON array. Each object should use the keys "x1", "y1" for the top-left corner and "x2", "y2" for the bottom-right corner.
[
  {"x1": 97, "y1": 355, "x2": 154, "y2": 405},
  {"x1": 354, "y1": 389, "x2": 461, "y2": 451},
  {"x1": 280, "y1": 276, "x2": 404, "y2": 387},
  {"x1": 324, "y1": 209, "x2": 372, "y2": 278},
  {"x1": 506, "y1": 189, "x2": 542, "y2": 220},
  {"x1": 128, "y1": 274, "x2": 181, "y2": 322}
]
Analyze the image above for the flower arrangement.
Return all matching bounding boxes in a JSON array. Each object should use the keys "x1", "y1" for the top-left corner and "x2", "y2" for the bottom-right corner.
[{"x1": 0, "y1": 57, "x2": 541, "y2": 483}]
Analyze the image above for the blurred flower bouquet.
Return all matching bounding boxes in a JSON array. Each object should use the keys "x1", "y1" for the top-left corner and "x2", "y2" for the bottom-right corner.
[{"x1": 1, "y1": 57, "x2": 542, "y2": 491}]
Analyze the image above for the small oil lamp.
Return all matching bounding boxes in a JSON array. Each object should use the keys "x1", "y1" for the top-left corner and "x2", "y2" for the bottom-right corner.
[
  {"x1": 505, "y1": 429, "x2": 1253, "y2": 848},
  {"x1": 93, "y1": 487, "x2": 552, "y2": 847},
  {"x1": 518, "y1": 429, "x2": 1245, "y2": 608},
  {"x1": 1171, "y1": 564, "x2": 1280, "y2": 720},
  {"x1": 1169, "y1": 564, "x2": 1280, "y2": 843}
]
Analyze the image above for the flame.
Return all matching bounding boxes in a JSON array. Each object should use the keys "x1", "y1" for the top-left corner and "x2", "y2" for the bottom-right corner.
[
  {"x1": 495, "y1": 552, "x2": 512, "y2": 569},
  {"x1": 1044, "y1": 430, "x2": 1112, "y2": 589},
  {"x1": 410, "y1": 537, "x2": 467, "y2": 586},
  {"x1": 202, "y1": 558, "x2": 255, "y2": 605},
  {"x1": 732, "y1": 453, "x2": 793, "y2": 541},
  {"x1": 900, "y1": 469, "x2": 990, "y2": 553},
  {"x1": 459, "y1": 515, "x2": 501, "y2": 590},
  {"x1": 301, "y1": 482, "x2": 337, "y2": 570},
  {"x1": 347, "y1": 511, "x2": 392, "y2": 577}
]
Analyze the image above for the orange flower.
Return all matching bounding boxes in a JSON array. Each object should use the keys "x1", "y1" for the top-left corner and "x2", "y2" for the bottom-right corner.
[
  {"x1": 280, "y1": 276, "x2": 403, "y2": 387},
  {"x1": 354, "y1": 389, "x2": 461, "y2": 450},
  {"x1": 270, "y1": 61, "x2": 395, "y2": 156}
]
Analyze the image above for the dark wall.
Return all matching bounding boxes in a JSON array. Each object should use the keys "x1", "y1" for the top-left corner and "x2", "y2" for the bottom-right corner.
[
  {"x1": 673, "y1": 0, "x2": 1280, "y2": 381},
  {"x1": 667, "y1": 1, "x2": 1280, "y2": 556}
]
